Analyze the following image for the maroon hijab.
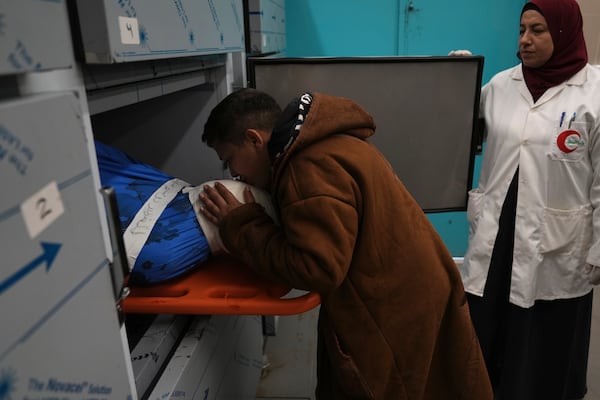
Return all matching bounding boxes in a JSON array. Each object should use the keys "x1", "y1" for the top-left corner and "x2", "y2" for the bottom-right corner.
[{"x1": 520, "y1": 0, "x2": 588, "y2": 101}]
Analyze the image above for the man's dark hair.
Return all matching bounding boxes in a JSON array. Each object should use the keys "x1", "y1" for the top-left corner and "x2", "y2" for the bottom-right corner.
[{"x1": 202, "y1": 88, "x2": 282, "y2": 146}]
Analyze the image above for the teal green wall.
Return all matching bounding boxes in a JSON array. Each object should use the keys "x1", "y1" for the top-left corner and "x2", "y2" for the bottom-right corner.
[{"x1": 284, "y1": 0, "x2": 525, "y2": 256}]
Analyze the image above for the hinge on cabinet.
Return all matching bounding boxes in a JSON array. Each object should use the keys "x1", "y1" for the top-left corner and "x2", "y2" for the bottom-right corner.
[
  {"x1": 262, "y1": 315, "x2": 279, "y2": 336},
  {"x1": 100, "y1": 186, "x2": 131, "y2": 326}
]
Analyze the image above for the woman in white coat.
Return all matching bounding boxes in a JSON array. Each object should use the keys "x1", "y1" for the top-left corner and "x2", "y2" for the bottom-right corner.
[{"x1": 461, "y1": 0, "x2": 600, "y2": 398}]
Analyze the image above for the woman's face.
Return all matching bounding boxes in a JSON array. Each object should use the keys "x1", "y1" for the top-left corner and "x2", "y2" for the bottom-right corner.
[{"x1": 519, "y1": 9, "x2": 554, "y2": 68}]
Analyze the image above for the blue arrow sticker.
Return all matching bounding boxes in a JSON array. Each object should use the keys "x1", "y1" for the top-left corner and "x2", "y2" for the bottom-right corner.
[{"x1": 0, "y1": 242, "x2": 61, "y2": 295}]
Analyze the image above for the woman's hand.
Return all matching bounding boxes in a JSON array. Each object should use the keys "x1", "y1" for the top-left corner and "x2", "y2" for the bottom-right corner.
[
  {"x1": 588, "y1": 264, "x2": 600, "y2": 286},
  {"x1": 448, "y1": 49, "x2": 473, "y2": 56},
  {"x1": 199, "y1": 181, "x2": 256, "y2": 225}
]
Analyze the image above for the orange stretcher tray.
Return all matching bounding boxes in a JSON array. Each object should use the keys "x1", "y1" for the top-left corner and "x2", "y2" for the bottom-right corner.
[{"x1": 121, "y1": 255, "x2": 321, "y2": 315}]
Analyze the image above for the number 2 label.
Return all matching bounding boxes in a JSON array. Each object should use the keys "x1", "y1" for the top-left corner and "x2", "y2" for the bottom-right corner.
[{"x1": 21, "y1": 181, "x2": 64, "y2": 238}]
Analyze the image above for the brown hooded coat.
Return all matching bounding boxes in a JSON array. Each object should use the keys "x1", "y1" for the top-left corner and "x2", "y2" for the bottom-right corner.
[{"x1": 220, "y1": 92, "x2": 492, "y2": 399}]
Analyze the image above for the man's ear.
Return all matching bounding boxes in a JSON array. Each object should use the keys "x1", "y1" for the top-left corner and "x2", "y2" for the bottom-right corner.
[{"x1": 244, "y1": 128, "x2": 267, "y2": 149}]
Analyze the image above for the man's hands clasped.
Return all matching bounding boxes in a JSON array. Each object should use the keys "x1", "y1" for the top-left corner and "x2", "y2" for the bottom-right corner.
[{"x1": 199, "y1": 181, "x2": 256, "y2": 226}]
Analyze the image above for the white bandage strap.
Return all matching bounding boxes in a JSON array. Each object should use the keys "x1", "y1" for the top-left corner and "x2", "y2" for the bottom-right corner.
[{"x1": 123, "y1": 178, "x2": 190, "y2": 270}]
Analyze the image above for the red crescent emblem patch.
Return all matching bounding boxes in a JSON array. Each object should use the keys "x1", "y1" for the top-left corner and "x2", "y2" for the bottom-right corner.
[{"x1": 556, "y1": 130, "x2": 581, "y2": 153}]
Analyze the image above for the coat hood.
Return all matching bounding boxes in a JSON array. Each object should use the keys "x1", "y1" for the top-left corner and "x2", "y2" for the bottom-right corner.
[{"x1": 269, "y1": 92, "x2": 376, "y2": 179}]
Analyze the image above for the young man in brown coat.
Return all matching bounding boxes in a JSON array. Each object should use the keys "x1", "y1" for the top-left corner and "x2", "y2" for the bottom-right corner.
[{"x1": 199, "y1": 88, "x2": 492, "y2": 399}]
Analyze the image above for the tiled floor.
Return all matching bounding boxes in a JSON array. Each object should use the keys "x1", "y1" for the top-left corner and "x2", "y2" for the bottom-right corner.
[{"x1": 585, "y1": 289, "x2": 600, "y2": 399}]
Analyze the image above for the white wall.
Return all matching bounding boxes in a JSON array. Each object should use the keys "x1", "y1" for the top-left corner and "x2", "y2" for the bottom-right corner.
[{"x1": 580, "y1": 0, "x2": 600, "y2": 64}]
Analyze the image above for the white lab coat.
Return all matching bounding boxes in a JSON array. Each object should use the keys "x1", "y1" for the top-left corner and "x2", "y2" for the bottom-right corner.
[{"x1": 461, "y1": 64, "x2": 600, "y2": 308}]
